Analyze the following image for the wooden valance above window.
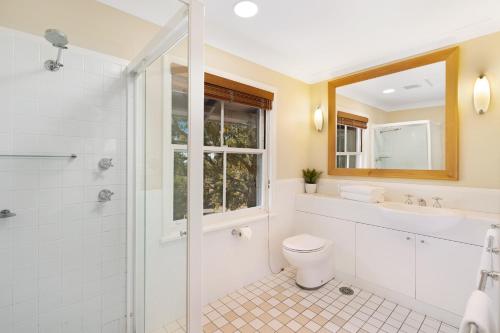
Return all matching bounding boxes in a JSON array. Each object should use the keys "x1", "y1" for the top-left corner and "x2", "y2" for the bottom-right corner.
[
  {"x1": 337, "y1": 111, "x2": 368, "y2": 129},
  {"x1": 171, "y1": 64, "x2": 274, "y2": 110}
]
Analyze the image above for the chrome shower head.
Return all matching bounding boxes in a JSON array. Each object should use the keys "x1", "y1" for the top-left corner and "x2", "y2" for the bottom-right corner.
[
  {"x1": 44, "y1": 29, "x2": 69, "y2": 72},
  {"x1": 44, "y1": 29, "x2": 68, "y2": 49}
]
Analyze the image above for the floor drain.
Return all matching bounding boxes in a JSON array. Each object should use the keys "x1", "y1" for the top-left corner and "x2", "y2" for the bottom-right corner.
[{"x1": 339, "y1": 286, "x2": 354, "y2": 295}]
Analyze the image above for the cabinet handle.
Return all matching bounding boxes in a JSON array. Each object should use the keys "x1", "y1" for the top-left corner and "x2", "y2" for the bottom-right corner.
[
  {"x1": 420, "y1": 240, "x2": 425, "y2": 244},
  {"x1": 406, "y1": 237, "x2": 411, "y2": 240}
]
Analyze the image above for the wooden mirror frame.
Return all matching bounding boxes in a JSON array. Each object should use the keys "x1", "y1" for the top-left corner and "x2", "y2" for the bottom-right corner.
[{"x1": 328, "y1": 47, "x2": 459, "y2": 180}]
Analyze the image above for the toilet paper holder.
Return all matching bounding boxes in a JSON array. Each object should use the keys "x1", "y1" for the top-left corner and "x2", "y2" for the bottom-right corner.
[
  {"x1": 232, "y1": 228, "x2": 242, "y2": 237},
  {"x1": 231, "y1": 227, "x2": 251, "y2": 239}
]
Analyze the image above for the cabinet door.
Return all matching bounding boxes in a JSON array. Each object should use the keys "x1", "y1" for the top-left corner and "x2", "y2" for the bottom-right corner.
[
  {"x1": 356, "y1": 224, "x2": 415, "y2": 297},
  {"x1": 295, "y1": 211, "x2": 356, "y2": 276},
  {"x1": 416, "y1": 235, "x2": 482, "y2": 314}
]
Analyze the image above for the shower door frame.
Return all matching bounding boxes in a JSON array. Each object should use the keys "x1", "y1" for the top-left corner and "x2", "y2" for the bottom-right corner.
[{"x1": 126, "y1": 1, "x2": 205, "y2": 332}]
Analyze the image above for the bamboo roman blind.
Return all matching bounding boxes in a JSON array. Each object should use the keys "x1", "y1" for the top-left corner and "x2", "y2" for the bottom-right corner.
[
  {"x1": 337, "y1": 111, "x2": 368, "y2": 129},
  {"x1": 171, "y1": 64, "x2": 274, "y2": 109}
]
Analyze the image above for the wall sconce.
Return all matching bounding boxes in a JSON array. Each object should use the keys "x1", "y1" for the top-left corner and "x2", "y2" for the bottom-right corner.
[
  {"x1": 473, "y1": 75, "x2": 491, "y2": 114},
  {"x1": 314, "y1": 105, "x2": 324, "y2": 132}
]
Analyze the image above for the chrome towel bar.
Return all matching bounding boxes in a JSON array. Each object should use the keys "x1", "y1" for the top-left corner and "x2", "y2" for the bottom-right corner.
[
  {"x1": 478, "y1": 269, "x2": 500, "y2": 291},
  {"x1": 0, "y1": 154, "x2": 77, "y2": 158}
]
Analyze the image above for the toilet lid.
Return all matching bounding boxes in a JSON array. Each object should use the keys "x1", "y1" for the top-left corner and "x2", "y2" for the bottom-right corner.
[{"x1": 283, "y1": 234, "x2": 326, "y2": 252}]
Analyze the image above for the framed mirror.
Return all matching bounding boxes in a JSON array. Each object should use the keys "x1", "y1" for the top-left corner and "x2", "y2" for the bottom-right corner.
[{"x1": 328, "y1": 47, "x2": 459, "y2": 180}]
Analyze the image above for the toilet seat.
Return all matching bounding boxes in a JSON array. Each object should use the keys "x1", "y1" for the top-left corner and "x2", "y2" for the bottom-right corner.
[{"x1": 283, "y1": 234, "x2": 326, "y2": 253}]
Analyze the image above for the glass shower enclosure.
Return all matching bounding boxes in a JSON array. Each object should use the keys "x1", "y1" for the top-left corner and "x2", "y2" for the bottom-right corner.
[
  {"x1": 372, "y1": 120, "x2": 443, "y2": 170},
  {"x1": 127, "y1": 1, "x2": 204, "y2": 332}
]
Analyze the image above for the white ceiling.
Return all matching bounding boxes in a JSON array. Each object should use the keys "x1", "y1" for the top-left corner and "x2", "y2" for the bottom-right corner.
[
  {"x1": 98, "y1": 0, "x2": 500, "y2": 83},
  {"x1": 337, "y1": 62, "x2": 446, "y2": 111}
]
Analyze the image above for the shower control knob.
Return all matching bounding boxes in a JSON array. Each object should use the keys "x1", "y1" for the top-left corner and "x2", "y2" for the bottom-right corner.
[
  {"x1": 98, "y1": 158, "x2": 114, "y2": 170},
  {"x1": 0, "y1": 209, "x2": 16, "y2": 219},
  {"x1": 98, "y1": 189, "x2": 114, "y2": 202}
]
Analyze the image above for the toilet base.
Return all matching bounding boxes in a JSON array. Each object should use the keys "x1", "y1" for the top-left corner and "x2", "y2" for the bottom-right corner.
[
  {"x1": 296, "y1": 276, "x2": 334, "y2": 290},
  {"x1": 295, "y1": 265, "x2": 335, "y2": 289}
]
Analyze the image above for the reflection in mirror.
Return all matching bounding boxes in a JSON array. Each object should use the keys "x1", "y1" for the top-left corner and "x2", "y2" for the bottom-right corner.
[{"x1": 336, "y1": 61, "x2": 445, "y2": 170}]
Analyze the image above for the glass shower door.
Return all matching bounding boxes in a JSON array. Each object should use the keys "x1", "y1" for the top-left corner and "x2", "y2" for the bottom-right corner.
[{"x1": 132, "y1": 1, "x2": 204, "y2": 332}]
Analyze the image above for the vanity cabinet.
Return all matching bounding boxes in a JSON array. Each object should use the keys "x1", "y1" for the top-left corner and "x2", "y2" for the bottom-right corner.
[
  {"x1": 416, "y1": 235, "x2": 482, "y2": 314},
  {"x1": 356, "y1": 224, "x2": 416, "y2": 297}
]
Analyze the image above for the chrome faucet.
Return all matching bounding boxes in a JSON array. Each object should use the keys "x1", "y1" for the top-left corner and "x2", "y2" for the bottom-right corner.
[
  {"x1": 432, "y1": 197, "x2": 443, "y2": 208},
  {"x1": 404, "y1": 194, "x2": 413, "y2": 205},
  {"x1": 417, "y1": 198, "x2": 427, "y2": 207}
]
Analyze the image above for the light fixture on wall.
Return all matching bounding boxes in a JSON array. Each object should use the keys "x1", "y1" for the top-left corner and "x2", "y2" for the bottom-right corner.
[
  {"x1": 473, "y1": 75, "x2": 491, "y2": 114},
  {"x1": 314, "y1": 106, "x2": 324, "y2": 132},
  {"x1": 234, "y1": 1, "x2": 259, "y2": 18}
]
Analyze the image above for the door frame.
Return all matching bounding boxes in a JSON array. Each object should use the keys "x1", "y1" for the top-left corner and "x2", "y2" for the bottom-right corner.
[{"x1": 126, "y1": 1, "x2": 205, "y2": 332}]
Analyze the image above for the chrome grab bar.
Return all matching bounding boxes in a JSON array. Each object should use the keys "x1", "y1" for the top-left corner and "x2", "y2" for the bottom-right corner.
[
  {"x1": 467, "y1": 226, "x2": 500, "y2": 332},
  {"x1": 469, "y1": 322, "x2": 478, "y2": 333},
  {"x1": 478, "y1": 269, "x2": 500, "y2": 291},
  {"x1": 486, "y1": 235, "x2": 500, "y2": 254}
]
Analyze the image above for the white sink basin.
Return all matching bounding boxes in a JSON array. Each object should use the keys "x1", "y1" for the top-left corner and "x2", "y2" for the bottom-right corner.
[{"x1": 380, "y1": 202, "x2": 464, "y2": 233}]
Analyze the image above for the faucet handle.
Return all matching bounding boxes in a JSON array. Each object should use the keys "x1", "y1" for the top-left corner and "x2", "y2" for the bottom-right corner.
[
  {"x1": 432, "y1": 197, "x2": 442, "y2": 208},
  {"x1": 404, "y1": 194, "x2": 413, "y2": 205}
]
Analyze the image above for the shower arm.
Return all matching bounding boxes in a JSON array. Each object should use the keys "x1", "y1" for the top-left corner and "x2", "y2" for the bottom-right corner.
[{"x1": 54, "y1": 45, "x2": 67, "y2": 66}]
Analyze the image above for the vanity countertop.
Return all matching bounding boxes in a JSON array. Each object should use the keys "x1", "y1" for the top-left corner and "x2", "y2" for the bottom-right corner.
[{"x1": 295, "y1": 193, "x2": 497, "y2": 246}]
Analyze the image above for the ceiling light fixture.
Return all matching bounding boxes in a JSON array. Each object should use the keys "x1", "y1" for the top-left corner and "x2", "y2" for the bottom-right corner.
[
  {"x1": 234, "y1": 1, "x2": 259, "y2": 18},
  {"x1": 382, "y1": 88, "x2": 395, "y2": 94}
]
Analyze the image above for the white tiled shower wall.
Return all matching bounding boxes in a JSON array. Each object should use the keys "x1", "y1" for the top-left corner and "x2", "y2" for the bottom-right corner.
[{"x1": 0, "y1": 27, "x2": 128, "y2": 333}]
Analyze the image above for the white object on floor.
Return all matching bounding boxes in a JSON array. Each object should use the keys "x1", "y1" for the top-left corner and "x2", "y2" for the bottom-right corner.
[
  {"x1": 340, "y1": 184, "x2": 385, "y2": 195},
  {"x1": 340, "y1": 191, "x2": 385, "y2": 203},
  {"x1": 282, "y1": 234, "x2": 334, "y2": 289},
  {"x1": 459, "y1": 290, "x2": 496, "y2": 333}
]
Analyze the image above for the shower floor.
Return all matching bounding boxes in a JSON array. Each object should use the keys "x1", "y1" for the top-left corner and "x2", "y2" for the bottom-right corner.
[{"x1": 170, "y1": 267, "x2": 460, "y2": 333}]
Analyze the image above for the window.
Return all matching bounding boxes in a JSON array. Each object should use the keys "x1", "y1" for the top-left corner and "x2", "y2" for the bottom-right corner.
[
  {"x1": 168, "y1": 67, "x2": 273, "y2": 224},
  {"x1": 336, "y1": 125, "x2": 362, "y2": 168},
  {"x1": 171, "y1": 98, "x2": 266, "y2": 221},
  {"x1": 336, "y1": 111, "x2": 367, "y2": 168}
]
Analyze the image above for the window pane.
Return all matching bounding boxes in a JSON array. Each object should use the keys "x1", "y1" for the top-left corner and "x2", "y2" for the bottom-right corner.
[
  {"x1": 348, "y1": 155, "x2": 357, "y2": 168},
  {"x1": 226, "y1": 154, "x2": 260, "y2": 211},
  {"x1": 336, "y1": 155, "x2": 347, "y2": 168},
  {"x1": 337, "y1": 125, "x2": 345, "y2": 152},
  {"x1": 172, "y1": 91, "x2": 188, "y2": 144},
  {"x1": 204, "y1": 98, "x2": 221, "y2": 146},
  {"x1": 203, "y1": 152, "x2": 223, "y2": 215},
  {"x1": 224, "y1": 102, "x2": 260, "y2": 148},
  {"x1": 346, "y1": 126, "x2": 357, "y2": 152},
  {"x1": 173, "y1": 151, "x2": 188, "y2": 220}
]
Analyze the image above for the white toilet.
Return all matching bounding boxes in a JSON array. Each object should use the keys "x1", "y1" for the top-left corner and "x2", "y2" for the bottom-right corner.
[{"x1": 282, "y1": 233, "x2": 335, "y2": 289}]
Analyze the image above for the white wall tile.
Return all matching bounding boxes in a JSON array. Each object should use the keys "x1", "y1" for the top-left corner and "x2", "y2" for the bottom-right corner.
[{"x1": 0, "y1": 27, "x2": 127, "y2": 332}]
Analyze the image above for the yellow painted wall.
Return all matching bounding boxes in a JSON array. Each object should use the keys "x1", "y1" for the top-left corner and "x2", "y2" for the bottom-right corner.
[
  {"x1": 0, "y1": 0, "x2": 160, "y2": 60},
  {"x1": 310, "y1": 31, "x2": 500, "y2": 188},
  {"x1": 386, "y1": 106, "x2": 444, "y2": 124},
  {"x1": 204, "y1": 46, "x2": 312, "y2": 179},
  {"x1": 3, "y1": 0, "x2": 500, "y2": 186}
]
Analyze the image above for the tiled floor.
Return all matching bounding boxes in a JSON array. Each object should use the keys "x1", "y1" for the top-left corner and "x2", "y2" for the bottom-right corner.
[{"x1": 199, "y1": 268, "x2": 459, "y2": 333}]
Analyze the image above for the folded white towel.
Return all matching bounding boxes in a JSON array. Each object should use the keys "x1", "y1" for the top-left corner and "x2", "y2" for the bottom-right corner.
[
  {"x1": 341, "y1": 185, "x2": 385, "y2": 196},
  {"x1": 340, "y1": 191, "x2": 384, "y2": 203},
  {"x1": 459, "y1": 290, "x2": 496, "y2": 333}
]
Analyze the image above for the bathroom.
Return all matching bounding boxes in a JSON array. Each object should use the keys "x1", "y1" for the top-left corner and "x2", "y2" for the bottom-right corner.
[{"x1": 0, "y1": 0, "x2": 499, "y2": 332}]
